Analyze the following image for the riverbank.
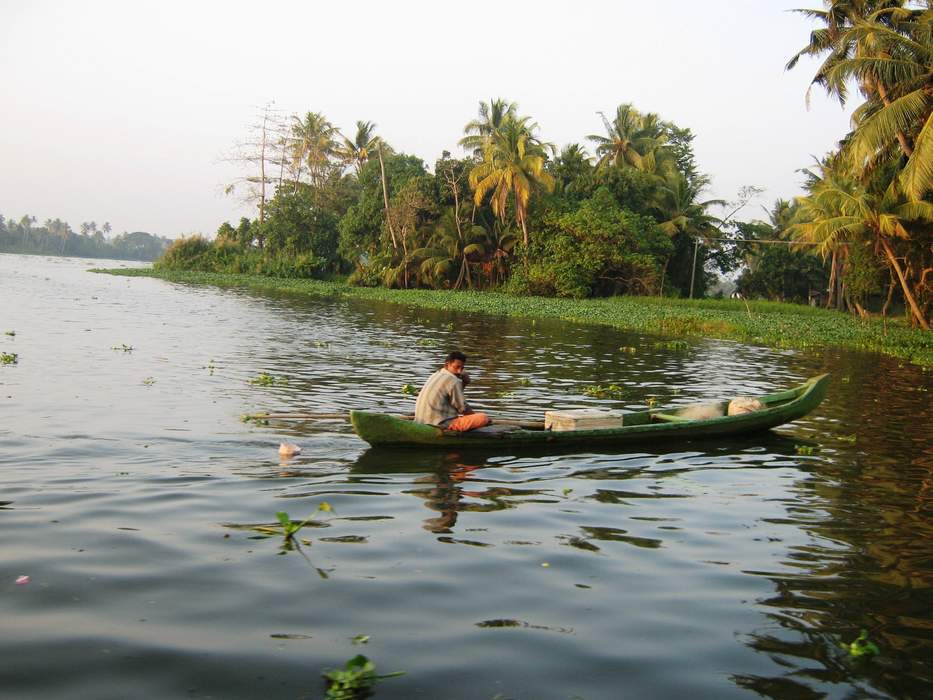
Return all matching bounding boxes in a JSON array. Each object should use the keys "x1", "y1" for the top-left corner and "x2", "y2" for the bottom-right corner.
[{"x1": 95, "y1": 267, "x2": 933, "y2": 366}]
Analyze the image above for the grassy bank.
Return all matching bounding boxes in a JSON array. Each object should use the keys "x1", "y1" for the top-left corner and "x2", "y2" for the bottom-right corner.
[{"x1": 95, "y1": 267, "x2": 933, "y2": 367}]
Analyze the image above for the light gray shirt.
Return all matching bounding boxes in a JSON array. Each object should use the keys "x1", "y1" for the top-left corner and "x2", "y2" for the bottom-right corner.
[{"x1": 414, "y1": 368, "x2": 468, "y2": 426}]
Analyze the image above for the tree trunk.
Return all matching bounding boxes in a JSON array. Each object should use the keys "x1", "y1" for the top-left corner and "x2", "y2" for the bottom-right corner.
[
  {"x1": 377, "y1": 147, "x2": 398, "y2": 252},
  {"x1": 518, "y1": 208, "x2": 529, "y2": 247},
  {"x1": 825, "y1": 249, "x2": 837, "y2": 309},
  {"x1": 259, "y1": 112, "x2": 268, "y2": 225},
  {"x1": 880, "y1": 237, "x2": 929, "y2": 329}
]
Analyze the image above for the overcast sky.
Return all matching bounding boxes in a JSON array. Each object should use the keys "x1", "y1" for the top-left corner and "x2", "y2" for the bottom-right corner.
[{"x1": 1, "y1": 0, "x2": 854, "y2": 239}]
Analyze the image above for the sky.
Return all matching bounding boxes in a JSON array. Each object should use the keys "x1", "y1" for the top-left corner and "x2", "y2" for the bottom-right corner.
[{"x1": 0, "y1": 0, "x2": 855, "y2": 239}]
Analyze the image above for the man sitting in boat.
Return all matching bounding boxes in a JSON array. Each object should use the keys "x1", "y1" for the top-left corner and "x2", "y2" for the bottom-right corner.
[{"x1": 414, "y1": 351, "x2": 491, "y2": 432}]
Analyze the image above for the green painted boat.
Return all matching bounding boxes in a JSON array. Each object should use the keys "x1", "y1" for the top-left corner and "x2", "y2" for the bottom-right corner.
[{"x1": 349, "y1": 374, "x2": 830, "y2": 448}]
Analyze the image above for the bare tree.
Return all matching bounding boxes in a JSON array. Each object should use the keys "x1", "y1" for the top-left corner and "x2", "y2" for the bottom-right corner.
[{"x1": 223, "y1": 103, "x2": 289, "y2": 229}]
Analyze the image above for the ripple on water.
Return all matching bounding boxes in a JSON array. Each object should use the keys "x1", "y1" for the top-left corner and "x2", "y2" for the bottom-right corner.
[{"x1": 1, "y1": 254, "x2": 932, "y2": 699}]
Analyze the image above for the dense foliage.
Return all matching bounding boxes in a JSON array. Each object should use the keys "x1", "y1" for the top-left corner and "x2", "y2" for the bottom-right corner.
[
  {"x1": 786, "y1": 0, "x2": 933, "y2": 328},
  {"x1": 164, "y1": 99, "x2": 728, "y2": 298},
  {"x1": 153, "y1": 1, "x2": 932, "y2": 332},
  {"x1": 0, "y1": 216, "x2": 169, "y2": 261}
]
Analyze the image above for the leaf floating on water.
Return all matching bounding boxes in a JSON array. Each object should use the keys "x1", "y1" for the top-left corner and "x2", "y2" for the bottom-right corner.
[
  {"x1": 401, "y1": 383, "x2": 418, "y2": 396},
  {"x1": 351, "y1": 634, "x2": 370, "y2": 645},
  {"x1": 320, "y1": 535, "x2": 368, "y2": 544},
  {"x1": 475, "y1": 619, "x2": 573, "y2": 634},
  {"x1": 848, "y1": 629, "x2": 880, "y2": 658},
  {"x1": 270, "y1": 633, "x2": 312, "y2": 640}
]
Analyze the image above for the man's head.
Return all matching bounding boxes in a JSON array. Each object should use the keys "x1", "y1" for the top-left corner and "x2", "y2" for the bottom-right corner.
[{"x1": 444, "y1": 350, "x2": 467, "y2": 376}]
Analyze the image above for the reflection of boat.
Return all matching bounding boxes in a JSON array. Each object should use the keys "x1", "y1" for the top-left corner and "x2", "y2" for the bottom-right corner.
[{"x1": 350, "y1": 374, "x2": 830, "y2": 449}]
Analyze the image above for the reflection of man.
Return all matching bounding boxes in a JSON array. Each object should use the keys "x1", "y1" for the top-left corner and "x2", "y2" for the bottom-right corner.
[
  {"x1": 412, "y1": 455, "x2": 482, "y2": 533},
  {"x1": 414, "y1": 351, "x2": 490, "y2": 432}
]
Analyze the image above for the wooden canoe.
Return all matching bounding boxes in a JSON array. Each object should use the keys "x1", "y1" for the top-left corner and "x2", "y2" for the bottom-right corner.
[{"x1": 349, "y1": 374, "x2": 830, "y2": 448}]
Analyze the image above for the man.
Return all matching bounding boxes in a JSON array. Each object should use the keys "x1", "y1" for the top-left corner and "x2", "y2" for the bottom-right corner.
[{"x1": 414, "y1": 351, "x2": 491, "y2": 432}]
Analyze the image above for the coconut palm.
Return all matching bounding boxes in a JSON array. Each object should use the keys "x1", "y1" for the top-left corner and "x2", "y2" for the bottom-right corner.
[
  {"x1": 469, "y1": 117, "x2": 555, "y2": 246},
  {"x1": 787, "y1": 2, "x2": 931, "y2": 197},
  {"x1": 826, "y1": 14, "x2": 933, "y2": 199},
  {"x1": 459, "y1": 98, "x2": 519, "y2": 156},
  {"x1": 651, "y1": 171, "x2": 725, "y2": 237},
  {"x1": 338, "y1": 120, "x2": 380, "y2": 174},
  {"x1": 791, "y1": 160, "x2": 932, "y2": 328},
  {"x1": 290, "y1": 112, "x2": 339, "y2": 189},
  {"x1": 413, "y1": 209, "x2": 487, "y2": 289},
  {"x1": 587, "y1": 104, "x2": 670, "y2": 173}
]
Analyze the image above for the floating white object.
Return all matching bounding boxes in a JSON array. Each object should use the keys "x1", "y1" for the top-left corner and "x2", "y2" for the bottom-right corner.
[
  {"x1": 278, "y1": 442, "x2": 301, "y2": 457},
  {"x1": 545, "y1": 408, "x2": 626, "y2": 431}
]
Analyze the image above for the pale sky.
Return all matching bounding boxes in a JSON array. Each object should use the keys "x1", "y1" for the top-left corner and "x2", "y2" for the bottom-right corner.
[{"x1": 1, "y1": 0, "x2": 854, "y2": 239}]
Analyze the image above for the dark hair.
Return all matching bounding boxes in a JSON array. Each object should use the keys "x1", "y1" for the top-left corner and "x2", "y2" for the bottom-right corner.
[{"x1": 445, "y1": 350, "x2": 467, "y2": 364}]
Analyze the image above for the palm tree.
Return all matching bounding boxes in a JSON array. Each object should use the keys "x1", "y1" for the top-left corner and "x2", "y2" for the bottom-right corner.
[
  {"x1": 469, "y1": 117, "x2": 555, "y2": 247},
  {"x1": 787, "y1": 1, "x2": 931, "y2": 198},
  {"x1": 413, "y1": 209, "x2": 487, "y2": 289},
  {"x1": 651, "y1": 171, "x2": 725, "y2": 237},
  {"x1": 290, "y1": 112, "x2": 338, "y2": 189},
  {"x1": 828, "y1": 13, "x2": 933, "y2": 199},
  {"x1": 587, "y1": 104, "x2": 670, "y2": 173},
  {"x1": 791, "y1": 160, "x2": 932, "y2": 328},
  {"x1": 459, "y1": 98, "x2": 519, "y2": 156},
  {"x1": 551, "y1": 143, "x2": 594, "y2": 194},
  {"x1": 338, "y1": 120, "x2": 380, "y2": 174}
]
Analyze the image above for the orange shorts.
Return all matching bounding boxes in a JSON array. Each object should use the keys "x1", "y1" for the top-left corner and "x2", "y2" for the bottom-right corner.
[{"x1": 445, "y1": 412, "x2": 491, "y2": 432}]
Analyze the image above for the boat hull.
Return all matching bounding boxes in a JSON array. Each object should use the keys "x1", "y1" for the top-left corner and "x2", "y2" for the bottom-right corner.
[{"x1": 350, "y1": 374, "x2": 830, "y2": 449}]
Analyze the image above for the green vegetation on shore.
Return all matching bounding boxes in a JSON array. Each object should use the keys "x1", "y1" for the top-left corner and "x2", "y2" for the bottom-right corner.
[
  {"x1": 96, "y1": 267, "x2": 933, "y2": 366},
  {"x1": 153, "y1": 2, "x2": 932, "y2": 332}
]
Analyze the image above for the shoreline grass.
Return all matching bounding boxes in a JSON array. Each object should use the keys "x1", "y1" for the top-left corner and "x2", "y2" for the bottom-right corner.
[{"x1": 93, "y1": 267, "x2": 933, "y2": 367}]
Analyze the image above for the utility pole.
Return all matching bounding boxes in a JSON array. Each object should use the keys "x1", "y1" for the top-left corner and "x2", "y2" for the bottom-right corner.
[{"x1": 689, "y1": 237, "x2": 699, "y2": 299}]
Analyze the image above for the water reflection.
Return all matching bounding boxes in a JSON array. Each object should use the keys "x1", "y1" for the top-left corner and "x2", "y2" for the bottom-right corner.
[{"x1": 3, "y1": 254, "x2": 932, "y2": 700}]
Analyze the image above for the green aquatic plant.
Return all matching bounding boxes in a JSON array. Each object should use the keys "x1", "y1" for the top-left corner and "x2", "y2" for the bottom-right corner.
[
  {"x1": 250, "y1": 372, "x2": 285, "y2": 386},
  {"x1": 838, "y1": 434, "x2": 857, "y2": 443},
  {"x1": 619, "y1": 346, "x2": 637, "y2": 353},
  {"x1": 3, "y1": 330, "x2": 15, "y2": 336},
  {"x1": 142, "y1": 377, "x2": 156, "y2": 386},
  {"x1": 495, "y1": 390, "x2": 515, "y2": 399},
  {"x1": 415, "y1": 338, "x2": 433, "y2": 347},
  {"x1": 517, "y1": 377, "x2": 532, "y2": 386},
  {"x1": 311, "y1": 340, "x2": 330, "y2": 348},
  {"x1": 645, "y1": 396, "x2": 658, "y2": 408},
  {"x1": 262, "y1": 503, "x2": 334, "y2": 543},
  {"x1": 96, "y1": 268, "x2": 933, "y2": 367},
  {"x1": 350, "y1": 634, "x2": 370, "y2": 646},
  {"x1": 0, "y1": 352, "x2": 17, "y2": 365},
  {"x1": 848, "y1": 629, "x2": 880, "y2": 658},
  {"x1": 653, "y1": 340, "x2": 689, "y2": 351},
  {"x1": 322, "y1": 654, "x2": 403, "y2": 700},
  {"x1": 795, "y1": 445, "x2": 816, "y2": 455},
  {"x1": 111, "y1": 344, "x2": 134, "y2": 352},
  {"x1": 582, "y1": 383, "x2": 625, "y2": 399},
  {"x1": 401, "y1": 383, "x2": 418, "y2": 396}
]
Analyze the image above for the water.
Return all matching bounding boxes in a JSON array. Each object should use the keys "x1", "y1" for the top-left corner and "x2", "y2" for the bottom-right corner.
[{"x1": 1, "y1": 253, "x2": 931, "y2": 700}]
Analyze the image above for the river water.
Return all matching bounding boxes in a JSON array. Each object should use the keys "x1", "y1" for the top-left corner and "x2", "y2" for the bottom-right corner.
[{"x1": 1, "y1": 253, "x2": 931, "y2": 700}]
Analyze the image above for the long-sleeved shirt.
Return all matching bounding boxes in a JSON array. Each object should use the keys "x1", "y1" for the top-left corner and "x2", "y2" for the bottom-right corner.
[{"x1": 414, "y1": 368, "x2": 469, "y2": 426}]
